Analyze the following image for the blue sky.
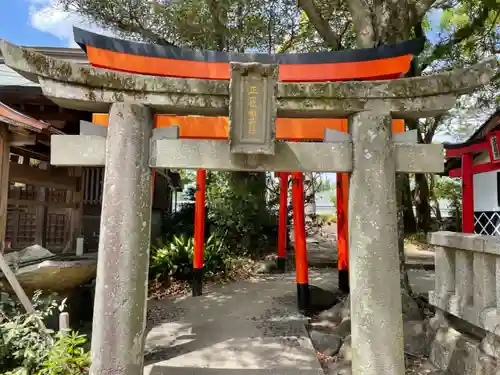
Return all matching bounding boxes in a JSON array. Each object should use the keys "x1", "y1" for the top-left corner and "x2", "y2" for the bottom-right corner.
[
  {"x1": 0, "y1": 0, "x2": 108, "y2": 48},
  {"x1": 0, "y1": 0, "x2": 444, "y2": 48},
  {"x1": 0, "y1": 1, "x2": 62, "y2": 46}
]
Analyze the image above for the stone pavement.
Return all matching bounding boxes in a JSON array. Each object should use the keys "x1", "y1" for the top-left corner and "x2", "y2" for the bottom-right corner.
[
  {"x1": 144, "y1": 271, "x2": 335, "y2": 375},
  {"x1": 143, "y1": 262, "x2": 435, "y2": 375}
]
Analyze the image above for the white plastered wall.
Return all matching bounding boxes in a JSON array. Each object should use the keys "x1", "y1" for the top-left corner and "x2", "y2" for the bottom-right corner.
[{"x1": 473, "y1": 151, "x2": 499, "y2": 212}]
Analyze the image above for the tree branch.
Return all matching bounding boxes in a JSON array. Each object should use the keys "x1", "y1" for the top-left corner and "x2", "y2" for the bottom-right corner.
[
  {"x1": 424, "y1": 115, "x2": 443, "y2": 143},
  {"x1": 298, "y1": 0, "x2": 341, "y2": 49},
  {"x1": 413, "y1": 0, "x2": 438, "y2": 18},
  {"x1": 420, "y1": 0, "x2": 497, "y2": 71},
  {"x1": 345, "y1": 0, "x2": 376, "y2": 47},
  {"x1": 204, "y1": 0, "x2": 229, "y2": 51}
]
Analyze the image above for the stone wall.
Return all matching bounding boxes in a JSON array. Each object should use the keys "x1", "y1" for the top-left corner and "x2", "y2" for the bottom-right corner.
[{"x1": 428, "y1": 231, "x2": 500, "y2": 373}]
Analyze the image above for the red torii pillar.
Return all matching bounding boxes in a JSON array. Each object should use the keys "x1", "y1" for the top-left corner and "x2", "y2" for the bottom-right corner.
[
  {"x1": 337, "y1": 173, "x2": 349, "y2": 293},
  {"x1": 291, "y1": 172, "x2": 309, "y2": 312},
  {"x1": 277, "y1": 172, "x2": 289, "y2": 272},
  {"x1": 192, "y1": 169, "x2": 206, "y2": 296}
]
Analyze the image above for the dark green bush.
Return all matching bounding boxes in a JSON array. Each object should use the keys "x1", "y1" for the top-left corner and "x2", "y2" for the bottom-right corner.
[
  {"x1": 150, "y1": 231, "x2": 231, "y2": 282},
  {"x1": 206, "y1": 172, "x2": 276, "y2": 256}
]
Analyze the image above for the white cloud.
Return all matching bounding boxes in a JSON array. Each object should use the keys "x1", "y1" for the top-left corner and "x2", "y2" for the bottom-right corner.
[{"x1": 28, "y1": 0, "x2": 112, "y2": 47}]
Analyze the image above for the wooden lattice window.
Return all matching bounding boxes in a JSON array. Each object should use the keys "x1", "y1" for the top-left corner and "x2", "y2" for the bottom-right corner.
[
  {"x1": 5, "y1": 208, "x2": 14, "y2": 243},
  {"x1": 46, "y1": 214, "x2": 66, "y2": 246},
  {"x1": 18, "y1": 185, "x2": 37, "y2": 201},
  {"x1": 16, "y1": 211, "x2": 36, "y2": 245},
  {"x1": 47, "y1": 188, "x2": 67, "y2": 204},
  {"x1": 83, "y1": 167, "x2": 105, "y2": 205}
]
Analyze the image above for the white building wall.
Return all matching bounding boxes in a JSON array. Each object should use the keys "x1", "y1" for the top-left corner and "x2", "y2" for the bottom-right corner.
[
  {"x1": 473, "y1": 171, "x2": 499, "y2": 212},
  {"x1": 472, "y1": 151, "x2": 500, "y2": 235}
]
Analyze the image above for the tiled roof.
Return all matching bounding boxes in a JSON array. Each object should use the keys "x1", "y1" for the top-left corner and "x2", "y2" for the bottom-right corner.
[
  {"x1": 0, "y1": 64, "x2": 38, "y2": 87},
  {"x1": 0, "y1": 101, "x2": 49, "y2": 132}
]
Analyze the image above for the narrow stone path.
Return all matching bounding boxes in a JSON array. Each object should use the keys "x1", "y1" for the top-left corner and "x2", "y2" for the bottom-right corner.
[
  {"x1": 143, "y1": 230, "x2": 436, "y2": 375},
  {"x1": 144, "y1": 270, "x2": 336, "y2": 375}
]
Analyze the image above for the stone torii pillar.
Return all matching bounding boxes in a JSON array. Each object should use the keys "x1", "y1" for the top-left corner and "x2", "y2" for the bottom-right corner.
[
  {"x1": 90, "y1": 103, "x2": 154, "y2": 373},
  {"x1": 349, "y1": 110, "x2": 404, "y2": 374},
  {"x1": 1, "y1": 38, "x2": 496, "y2": 375}
]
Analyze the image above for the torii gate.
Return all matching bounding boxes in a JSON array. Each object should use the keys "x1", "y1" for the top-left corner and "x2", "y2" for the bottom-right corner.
[
  {"x1": 0, "y1": 34, "x2": 495, "y2": 375},
  {"x1": 74, "y1": 27, "x2": 423, "y2": 296}
]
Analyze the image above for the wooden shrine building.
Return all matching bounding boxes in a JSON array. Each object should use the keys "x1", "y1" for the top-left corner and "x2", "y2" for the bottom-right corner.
[
  {"x1": 445, "y1": 108, "x2": 500, "y2": 235},
  {"x1": 0, "y1": 47, "x2": 180, "y2": 254}
]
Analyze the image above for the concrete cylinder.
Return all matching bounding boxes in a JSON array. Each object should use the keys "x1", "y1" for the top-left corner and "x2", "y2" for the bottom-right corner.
[
  {"x1": 348, "y1": 110, "x2": 405, "y2": 375},
  {"x1": 90, "y1": 103, "x2": 153, "y2": 374}
]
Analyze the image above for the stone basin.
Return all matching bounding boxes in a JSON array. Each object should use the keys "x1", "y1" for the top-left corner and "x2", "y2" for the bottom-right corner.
[{"x1": 1, "y1": 245, "x2": 97, "y2": 293}]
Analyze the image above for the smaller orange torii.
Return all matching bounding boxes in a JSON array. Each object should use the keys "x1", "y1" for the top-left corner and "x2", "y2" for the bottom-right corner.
[{"x1": 92, "y1": 113, "x2": 404, "y2": 293}]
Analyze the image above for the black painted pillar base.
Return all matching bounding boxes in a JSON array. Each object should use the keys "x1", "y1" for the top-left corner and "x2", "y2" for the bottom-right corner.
[
  {"x1": 339, "y1": 269, "x2": 349, "y2": 294},
  {"x1": 296, "y1": 283, "x2": 310, "y2": 313},
  {"x1": 276, "y1": 257, "x2": 286, "y2": 273},
  {"x1": 192, "y1": 268, "x2": 203, "y2": 297}
]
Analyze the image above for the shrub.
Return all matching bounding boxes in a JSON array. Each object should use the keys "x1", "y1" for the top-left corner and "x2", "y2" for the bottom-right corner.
[
  {"x1": 151, "y1": 234, "x2": 194, "y2": 281},
  {"x1": 39, "y1": 332, "x2": 90, "y2": 375},
  {"x1": 0, "y1": 291, "x2": 90, "y2": 375},
  {"x1": 206, "y1": 172, "x2": 276, "y2": 256},
  {"x1": 150, "y1": 231, "x2": 231, "y2": 282}
]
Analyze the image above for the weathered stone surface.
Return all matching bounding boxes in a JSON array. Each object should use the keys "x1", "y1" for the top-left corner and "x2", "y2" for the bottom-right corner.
[
  {"x1": 229, "y1": 62, "x2": 277, "y2": 156},
  {"x1": 278, "y1": 58, "x2": 497, "y2": 99},
  {"x1": 428, "y1": 231, "x2": 487, "y2": 252},
  {"x1": 481, "y1": 333, "x2": 500, "y2": 359},
  {"x1": 429, "y1": 327, "x2": 461, "y2": 370},
  {"x1": 325, "y1": 360, "x2": 352, "y2": 375},
  {"x1": 256, "y1": 260, "x2": 277, "y2": 274},
  {"x1": 309, "y1": 330, "x2": 342, "y2": 354},
  {"x1": 339, "y1": 335, "x2": 352, "y2": 361},
  {"x1": 308, "y1": 285, "x2": 340, "y2": 313},
  {"x1": 404, "y1": 320, "x2": 429, "y2": 356},
  {"x1": 395, "y1": 143, "x2": 444, "y2": 173},
  {"x1": 4, "y1": 244, "x2": 53, "y2": 268},
  {"x1": 0, "y1": 40, "x2": 497, "y2": 118},
  {"x1": 402, "y1": 292, "x2": 423, "y2": 321},
  {"x1": 5, "y1": 258, "x2": 96, "y2": 293},
  {"x1": 429, "y1": 322, "x2": 500, "y2": 375},
  {"x1": 151, "y1": 139, "x2": 352, "y2": 172},
  {"x1": 332, "y1": 318, "x2": 351, "y2": 339},
  {"x1": 90, "y1": 103, "x2": 153, "y2": 375},
  {"x1": 1, "y1": 245, "x2": 97, "y2": 293},
  {"x1": 348, "y1": 110, "x2": 405, "y2": 375},
  {"x1": 51, "y1": 135, "x2": 106, "y2": 166},
  {"x1": 317, "y1": 299, "x2": 350, "y2": 325}
]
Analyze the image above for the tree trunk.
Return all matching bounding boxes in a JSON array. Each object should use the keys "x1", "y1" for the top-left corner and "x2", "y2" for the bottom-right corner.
[
  {"x1": 397, "y1": 173, "x2": 413, "y2": 293},
  {"x1": 303, "y1": 172, "x2": 316, "y2": 234},
  {"x1": 429, "y1": 175, "x2": 442, "y2": 226},
  {"x1": 415, "y1": 173, "x2": 432, "y2": 233},
  {"x1": 402, "y1": 174, "x2": 417, "y2": 233}
]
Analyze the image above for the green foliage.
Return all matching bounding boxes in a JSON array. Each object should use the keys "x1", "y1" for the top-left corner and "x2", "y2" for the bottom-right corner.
[
  {"x1": 38, "y1": 332, "x2": 90, "y2": 375},
  {"x1": 163, "y1": 203, "x2": 197, "y2": 239},
  {"x1": 150, "y1": 231, "x2": 232, "y2": 282},
  {"x1": 206, "y1": 172, "x2": 276, "y2": 255},
  {"x1": 434, "y1": 177, "x2": 462, "y2": 203},
  {"x1": 315, "y1": 176, "x2": 332, "y2": 193},
  {"x1": 151, "y1": 234, "x2": 194, "y2": 281},
  {"x1": 0, "y1": 292, "x2": 90, "y2": 375},
  {"x1": 433, "y1": 176, "x2": 462, "y2": 230}
]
